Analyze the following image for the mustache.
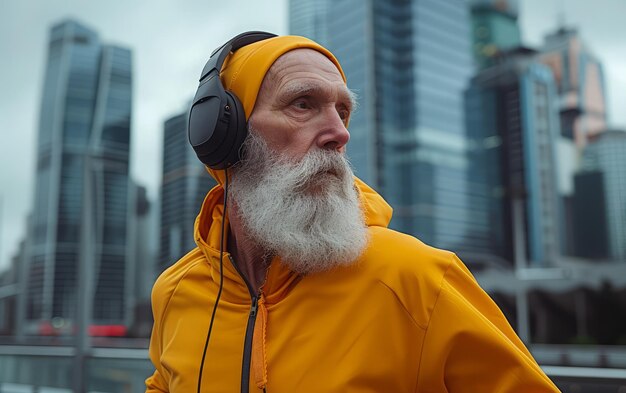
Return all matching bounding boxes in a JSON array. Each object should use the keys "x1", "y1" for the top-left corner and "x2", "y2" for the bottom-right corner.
[
  {"x1": 288, "y1": 151, "x2": 350, "y2": 192},
  {"x1": 237, "y1": 134, "x2": 352, "y2": 192}
]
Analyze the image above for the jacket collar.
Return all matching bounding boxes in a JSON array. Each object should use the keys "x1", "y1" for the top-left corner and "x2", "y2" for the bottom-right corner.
[{"x1": 193, "y1": 177, "x2": 393, "y2": 304}]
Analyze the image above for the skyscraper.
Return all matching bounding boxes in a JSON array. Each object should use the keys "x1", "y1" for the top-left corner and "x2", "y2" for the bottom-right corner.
[
  {"x1": 535, "y1": 27, "x2": 609, "y2": 256},
  {"x1": 24, "y1": 19, "x2": 133, "y2": 333},
  {"x1": 288, "y1": 1, "x2": 330, "y2": 48},
  {"x1": 131, "y1": 184, "x2": 156, "y2": 304},
  {"x1": 290, "y1": 0, "x2": 476, "y2": 254},
  {"x1": 538, "y1": 27, "x2": 608, "y2": 149},
  {"x1": 572, "y1": 170, "x2": 609, "y2": 259},
  {"x1": 0, "y1": 241, "x2": 23, "y2": 335},
  {"x1": 576, "y1": 130, "x2": 626, "y2": 260},
  {"x1": 468, "y1": 0, "x2": 521, "y2": 69},
  {"x1": 466, "y1": 48, "x2": 561, "y2": 266},
  {"x1": 159, "y1": 110, "x2": 216, "y2": 272}
]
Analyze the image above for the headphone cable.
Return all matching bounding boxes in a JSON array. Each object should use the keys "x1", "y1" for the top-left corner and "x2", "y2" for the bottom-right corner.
[{"x1": 197, "y1": 169, "x2": 229, "y2": 392}]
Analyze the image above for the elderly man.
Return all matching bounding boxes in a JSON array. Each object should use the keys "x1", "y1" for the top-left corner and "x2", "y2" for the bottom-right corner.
[{"x1": 145, "y1": 33, "x2": 559, "y2": 393}]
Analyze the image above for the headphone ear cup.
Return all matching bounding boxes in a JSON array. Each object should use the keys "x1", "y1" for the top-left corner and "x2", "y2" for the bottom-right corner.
[
  {"x1": 191, "y1": 31, "x2": 275, "y2": 169},
  {"x1": 221, "y1": 91, "x2": 248, "y2": 168},
  {"x1": 188, "y1": 87, "x2": 248, "y2": 169}
]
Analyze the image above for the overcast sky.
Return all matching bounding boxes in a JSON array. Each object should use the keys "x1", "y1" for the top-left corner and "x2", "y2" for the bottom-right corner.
[{"x1": 0, "y1": 0, "x2": 624, "y2": 270}]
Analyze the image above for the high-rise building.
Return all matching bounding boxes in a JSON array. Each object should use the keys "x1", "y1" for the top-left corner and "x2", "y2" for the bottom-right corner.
[
  {"x1": 537, "y1": 27, "x2": 608, "y2": 256},
  {"x1": 290, "y1": 0, "x2": 476, "y2": 254},
  {"x1": 126, "y1": 183, "x2": 158, "y2": 338},
  {"x1": 0, "y1": 269, "x2": 16, "y2": 335},
  {"x1": 159, "y1": 110, "x2": 216, "y2": 272},
  {"x1": 24, "y1": 20, "x2": 133, "y2": 333},
  {"x1": 468, "y1": 0, "x2": 521, "y2": 69},
  {"x1": 538, "y1": 27, "x2": 608, "y2": 149},
  {"x1": 288, "y1": 1, "x2": 329, "y2": 47},
  {"x1": 466, "y1": 48, "x2": 561, "y2": 266},
  {"x1": 0, "y1": 241, "x2": 23, "y2": 335},
  {"x1": 575, "y1": 130, "x2": 626, "y2": 260},
  {"x1": 572, "y1": 171, "x2": 609, "y2": 259},
  {"x1": 132, "y1": 185, "x2": 156, "y2": 302},
  {"x1": 555, "y1": 136, "x2": 579, "y2": 256}
]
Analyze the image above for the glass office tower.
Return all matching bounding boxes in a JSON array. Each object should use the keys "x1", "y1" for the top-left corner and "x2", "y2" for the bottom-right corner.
[
  {"x1": 159, "y1": 110, "x2": 216, "y2": 271},
  {"x1": 288, "y1": 1, "x2": 330, "y2": 47},
  {"x1": 539, "y1": 27, "x2": 608, "y2": 149},
  {"x1": 466, "y1": 49, "x2": 561, "y2": 266},
  {"x1": 577, "y1": 130, "x2": 626, "y2": 260},
  {"x1": 536, "y1": 27, "x2": 608, "y2": 255},
  {"x1": 468, "y1": 0, "x2": 521, "y2": 69},
  {"x1": 290, "y1": 0, "x2": 476, "y2": 253},
  {"x1": 24, "y1": 20, "x2": 133, "y2": 332}
]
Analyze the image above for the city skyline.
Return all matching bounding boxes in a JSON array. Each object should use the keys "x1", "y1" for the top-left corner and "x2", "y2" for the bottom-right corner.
[{"x1": 1, "y1": 0, "x2": 626, "y2": 270}]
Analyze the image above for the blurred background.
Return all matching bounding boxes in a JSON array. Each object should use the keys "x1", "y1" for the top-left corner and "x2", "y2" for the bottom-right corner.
[{"x1": 0, "y1": 0, "x2": 625, "y2": 391}]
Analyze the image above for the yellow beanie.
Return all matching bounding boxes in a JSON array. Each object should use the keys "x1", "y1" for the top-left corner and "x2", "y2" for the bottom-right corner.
[
  {"x1": 207, "y1": 35, "x2": 346, "y2": 184},
  {"x1": 220, "y1": 35, "x2": 346, "y2": 119}
]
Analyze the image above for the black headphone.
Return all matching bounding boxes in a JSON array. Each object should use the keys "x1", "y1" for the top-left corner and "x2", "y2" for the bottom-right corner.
[
  {"x1": 193, "y1": 32, "x2": 277, "y2": 393},
  {"x1": 188, "y1": 31, "x2": 277, "y2": 169}
]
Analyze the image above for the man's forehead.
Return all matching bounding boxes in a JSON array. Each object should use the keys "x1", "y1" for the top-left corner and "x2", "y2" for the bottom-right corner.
[{"x1": 265, "y1": 48, "x2": 345, "y2": 85}]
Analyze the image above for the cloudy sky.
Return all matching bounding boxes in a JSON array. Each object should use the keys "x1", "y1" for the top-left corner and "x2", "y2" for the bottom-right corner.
[{"x1": 0, "y1": 0, "x2": 624, "y2": 270}]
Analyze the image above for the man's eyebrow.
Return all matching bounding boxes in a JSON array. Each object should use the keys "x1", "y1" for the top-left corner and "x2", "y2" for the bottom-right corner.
[
  {"x1": 347, "y1": 88, "x2": 358, "y2": 111},
  {"x1": 279, "y1": 82, "x2": 325, "y2": 101},
  {"x1": 279, "y1": 82, "x2": 358, "y2": 109}
]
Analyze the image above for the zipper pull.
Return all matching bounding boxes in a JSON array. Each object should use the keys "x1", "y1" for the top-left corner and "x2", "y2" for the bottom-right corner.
[{"x1": 250, "y1": 296, "x2": 258, "y2": 317}]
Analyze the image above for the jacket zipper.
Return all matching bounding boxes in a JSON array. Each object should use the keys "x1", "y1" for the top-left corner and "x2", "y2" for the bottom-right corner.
[
  {"x1": 228, "y1": 255, "x2": 260, "y2": 393},
  {"x1": 242, "y1": 295, "x2": 258, "y2": 393}
]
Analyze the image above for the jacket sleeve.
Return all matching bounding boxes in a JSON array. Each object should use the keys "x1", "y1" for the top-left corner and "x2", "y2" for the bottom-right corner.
[
  {"x1": 417, "y1": 254, "x2": 560, "y2": 392},
  {"x1": 145, "y1": 279, "x2": 171, "y2": 392},
  {"x1": 145, "y1": 369, "x2": 168, "y2": 393}
]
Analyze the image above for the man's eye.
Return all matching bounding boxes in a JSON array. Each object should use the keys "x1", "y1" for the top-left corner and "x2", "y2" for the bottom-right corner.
[{"x1": 293, "y1": 100, "x2": 309, "y2": 109}]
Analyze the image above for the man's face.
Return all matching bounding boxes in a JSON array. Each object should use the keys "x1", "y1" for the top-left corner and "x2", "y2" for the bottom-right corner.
[
  {"x1": 227, "y1": 49, "x2": 368, "y2": 274},
  {"x1": 248, "y1": 48, "x2": 353, "y2": 160}
]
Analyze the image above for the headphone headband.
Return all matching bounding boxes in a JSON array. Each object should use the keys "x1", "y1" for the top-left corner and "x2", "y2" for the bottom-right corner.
[{"x1": 188, "y1": 31, "x2": 277, "y2": 169}]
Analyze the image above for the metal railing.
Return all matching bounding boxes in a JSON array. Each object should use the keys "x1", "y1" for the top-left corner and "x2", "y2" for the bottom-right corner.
[{"x1": 1, "y1": 342, "x2": 625, "y2": 392}]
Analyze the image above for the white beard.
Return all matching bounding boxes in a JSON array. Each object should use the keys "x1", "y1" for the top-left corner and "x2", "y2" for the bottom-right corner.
[{"x1": 228, "y1": 131, "x2": 368, "y2": 274}]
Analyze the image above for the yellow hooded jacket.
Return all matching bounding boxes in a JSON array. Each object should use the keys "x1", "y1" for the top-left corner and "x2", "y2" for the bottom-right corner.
[
  {"x1": 146, "y1": 36, "x2": 559, "y2": 392},
  {"x1": 146, "y1": 179, "x2": 559, "y2": 392}
]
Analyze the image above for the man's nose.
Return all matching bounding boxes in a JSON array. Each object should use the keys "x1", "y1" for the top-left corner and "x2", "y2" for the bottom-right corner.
[{"x1": 316, "y1": 107, "x2": 350, "y2": 151}]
